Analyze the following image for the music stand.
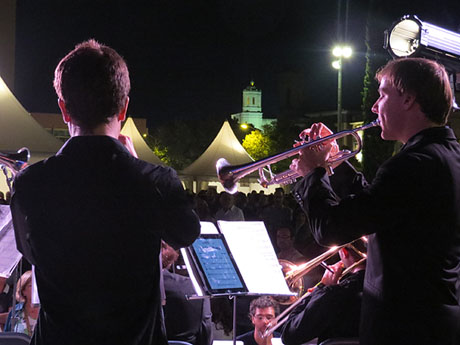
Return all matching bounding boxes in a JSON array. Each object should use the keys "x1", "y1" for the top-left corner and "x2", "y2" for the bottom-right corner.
[{"x1": 181, "y1": 221, "x2": 294, "y2": 345}]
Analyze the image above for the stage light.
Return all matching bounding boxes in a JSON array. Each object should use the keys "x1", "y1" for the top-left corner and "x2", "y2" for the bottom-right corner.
[
  {"x1": 384, "y1": 15, "x2": 460, "y2": 73},
  {"x1": 384, "y1": 15, "x2": 460, "y2": 109}
]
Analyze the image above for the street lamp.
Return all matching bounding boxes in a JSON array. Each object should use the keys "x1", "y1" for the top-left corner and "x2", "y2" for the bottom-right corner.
[{"x1": 332, "y1": 45, "x2": 352, "y2": 132}]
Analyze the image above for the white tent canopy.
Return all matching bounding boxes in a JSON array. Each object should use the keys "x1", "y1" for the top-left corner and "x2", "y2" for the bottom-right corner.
[
  {"x1": 0, "y1": 76, "x2": 63, "y2": 193},
  {"x1": 120, "y1": 117, "x2": 163, "y2": 165},
  {"x1": 181, "y1": 120, "x2": 277, "y2": 193}
]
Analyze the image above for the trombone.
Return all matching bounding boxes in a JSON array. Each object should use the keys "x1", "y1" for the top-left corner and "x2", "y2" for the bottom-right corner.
[
  {"x1": 264, "y1": 239, "x2": 367, "y2": 338},
  {"x1": 0, "y1": 148, "x2": 30, "y2": 191},
  {"x1": 216, "y1": 120, "x2": 380, "y2": 194}
]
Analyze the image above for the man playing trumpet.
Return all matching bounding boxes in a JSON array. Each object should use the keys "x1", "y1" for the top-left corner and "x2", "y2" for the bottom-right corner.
[{"x1": 290, "y1": 58, "x2": 460, "y2": 345}]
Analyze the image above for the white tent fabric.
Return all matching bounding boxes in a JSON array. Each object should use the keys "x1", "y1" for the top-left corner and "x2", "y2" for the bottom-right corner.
[
  {"x1": 0, "y1": 76, "x2": 62, "y2": 161},
  {"x1": 180, "y1": 120, "x2": 280, "y2": 193},
  {"x1": 120, "y1": 117, "x2": 163, "y2": 165},
  {"x1": 0, "y1": 76, "x2": 63, "y2": 192},
  {"x1": 182, "y1": 120, "x2": 253, "y2": 178}
]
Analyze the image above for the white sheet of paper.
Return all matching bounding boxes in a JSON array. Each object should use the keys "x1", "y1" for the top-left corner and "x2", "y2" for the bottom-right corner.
[
  {"x1": 200, "y1": 221, "x2": 219, "y2": 235},
  {"x1": 0, "y1": 205, "x2": 22, "y2": 278},
  {"x1": 217, "y1": 220, "x2": 292, "y2": 295}
]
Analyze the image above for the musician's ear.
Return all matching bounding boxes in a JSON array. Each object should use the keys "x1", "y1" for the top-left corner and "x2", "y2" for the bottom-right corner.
[
  {"x1": 117, "y1": 97, "x2": 129, "y2": 122},
  {"x1": 58, "y1": 99, "x2": 71, "y2": 124},
  {"x1": 402, "y1": 91, "x2": 416, "y2": 110}
]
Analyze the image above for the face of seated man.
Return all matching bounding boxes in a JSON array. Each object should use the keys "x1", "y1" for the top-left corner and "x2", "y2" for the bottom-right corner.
[
  {"x1": 251, "y1": 306, "x2": 276, "y2": 336},
  {"x1": 276, "y1": 228, "x2": 294, "y2": 251}
]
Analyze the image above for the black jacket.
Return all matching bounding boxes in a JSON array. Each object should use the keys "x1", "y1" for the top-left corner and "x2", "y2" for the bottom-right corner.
[
  {"x1": 11, "y1": 136, "x2": 201, "y2": 345},
  {"x1": 293, "y1": 127, "x2": 460, "y2": 345},
  {"x1": 281, "y1": 270, "x2": 364, "y2": 345},
  {"x1": 163, "y1": 270, "x2": 212, "y2": 345}
]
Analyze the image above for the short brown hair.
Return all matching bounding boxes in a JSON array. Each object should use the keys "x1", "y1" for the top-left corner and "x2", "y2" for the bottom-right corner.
[
  {"x1": 375, "y1": 57, "x2": 452, "y2": 125},
  {"x1": 53, "y1": 39, "x2": 130, "y2": 131},
  {"x1": 249, "y1": 296, "x2": 279, "y2": 317}
]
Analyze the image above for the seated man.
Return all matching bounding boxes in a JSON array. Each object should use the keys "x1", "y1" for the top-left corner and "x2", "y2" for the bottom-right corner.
[
  {"x1": 281, "y1": 244, "x2": 365, "y2": 345},
  {"x1": 161, "y1": 242, "x2": 213, "y2": 345},
  {"x1": 215, "y1": 192, "x2": 245, "y2": 221},
  {"x1": 276, "y1": 226, "x2": 306, "y2": 264},
  {"x1": 236, "y1": 296, "x2": 280, "y2": 345}
]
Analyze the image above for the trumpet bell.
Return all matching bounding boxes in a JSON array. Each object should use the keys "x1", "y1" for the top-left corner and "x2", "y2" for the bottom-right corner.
[{"x1": 216, "y1": 158, "x2": 238, "y2": 194}]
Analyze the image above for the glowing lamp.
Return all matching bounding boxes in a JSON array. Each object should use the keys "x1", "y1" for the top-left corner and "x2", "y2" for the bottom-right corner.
[
  {"x1": 384, "y1": 15, "x2": 460, "y2": 73},
  {"x1": 332, "y1": 60, "x2": 341, "y2": 70}
]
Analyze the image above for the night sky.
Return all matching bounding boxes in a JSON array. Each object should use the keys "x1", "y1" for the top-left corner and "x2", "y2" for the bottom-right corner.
[{"x1": 14, "y1": 0, "x2": 460, "y2": 128}]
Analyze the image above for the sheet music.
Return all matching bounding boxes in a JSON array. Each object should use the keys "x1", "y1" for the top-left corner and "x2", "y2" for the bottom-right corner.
[
  {"x1": 200, "y1": 221, "x2": 219, "y2": 235},
  {"x1": 0, "y1": 204, "x2": 12, "y2": 234},
  {"x1": 0, "y1": 205, "x2": 22, "y2": 278},
  {"x1": 217, "y1": 221, "x2": 292, "y2": 296}
]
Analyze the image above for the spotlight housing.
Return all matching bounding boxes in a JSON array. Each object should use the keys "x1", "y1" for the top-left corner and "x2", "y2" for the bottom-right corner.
[
  {"x1": 384, "y1": 15, "x2": 460, "y2": 109},
  {"x1": 384, "y1": 15, "x2": 460, "y2": 73}
]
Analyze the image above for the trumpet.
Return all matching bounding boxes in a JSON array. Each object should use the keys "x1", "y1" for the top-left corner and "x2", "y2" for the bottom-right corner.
[
  {"x1": 216, "y1": 120, "x2": 380, "y2": 194},
  {"x1": 0, "y1": 148, "x2": 30, "y2": 191}
]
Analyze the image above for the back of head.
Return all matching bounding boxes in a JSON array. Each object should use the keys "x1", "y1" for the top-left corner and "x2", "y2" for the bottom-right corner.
[
  {"x1": 53, "y1": 39, "x2": 131, "y2": 131},
  {"x1": 375, "y1": 57, "x2": 452, "y2": 125}
]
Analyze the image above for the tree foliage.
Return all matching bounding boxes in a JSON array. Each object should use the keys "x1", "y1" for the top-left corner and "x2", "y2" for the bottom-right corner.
[
  {"x1": 146, "y1": 115, "x2": 224, "y2": 170},
  {"x1": 360, "y1": 0, "x2": 395, "y2": 181},
  {"x1": 242, "y1": 129, "x2": 272, "y2": 160}
]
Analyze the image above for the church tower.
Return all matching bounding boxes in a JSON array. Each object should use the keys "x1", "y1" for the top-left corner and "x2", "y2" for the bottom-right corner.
[
  {"x1": 242, "y1": 80, "x2": 262, "y2": 113},
  {"x1": 231, "y1": 81, "x2": 274, "y2": 129}
]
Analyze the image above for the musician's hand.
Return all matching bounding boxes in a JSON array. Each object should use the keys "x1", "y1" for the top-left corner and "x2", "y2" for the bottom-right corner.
[
  {"x1": 118, "y1": 134, "x2": 138, "y2": 158},
  {"x1": 255, "y1": 329, "x2": 273, "y2": 345},
  {"x1": 290, "y1": 123, "x2": 338, "y2": 176},
  {"x1": 320, "y1": 261, "x2": 344, "y2": 286}
]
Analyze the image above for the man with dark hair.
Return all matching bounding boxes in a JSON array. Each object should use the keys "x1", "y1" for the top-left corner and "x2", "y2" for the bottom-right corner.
[
  {"x1": 281, "y1": 246, "x2": 365, "y2": 345},
  {"x1": 236, "y1": 296, "x2": 280, "y2": 345},
  {"x1": 11, "y1": 40, "x2": 200, "y2": 345},
  {"x1": 290, "y1": 57, "x2": 460, "y2": 344}
]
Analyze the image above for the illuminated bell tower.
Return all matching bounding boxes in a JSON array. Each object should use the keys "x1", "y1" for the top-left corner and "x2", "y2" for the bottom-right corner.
[
  {"x1": 231, "y1": 80, "x2": 272, "y2": 129},
  {"x1": 242, "y1": 80, "x2": 262, "y2": 113}
]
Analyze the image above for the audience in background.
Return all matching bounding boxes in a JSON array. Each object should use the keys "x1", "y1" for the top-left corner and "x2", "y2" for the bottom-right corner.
[
  {"x1": 4, "y1": 270, "x2": 40, "y2": 336},
  {"x1": 276, "y1": 226, "x2": 306, "y2": 264},
  {"x1": 215, "y1": 192, "x2": 245, "y2": 221},
  {"x1": 260, "y1": 189, "x2": 293, "y2": 248},
  {"x1": 0, "y1": 276, "x2": 14, "y2": 331}
]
